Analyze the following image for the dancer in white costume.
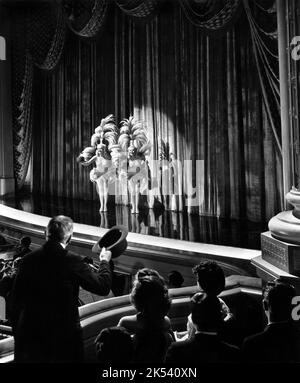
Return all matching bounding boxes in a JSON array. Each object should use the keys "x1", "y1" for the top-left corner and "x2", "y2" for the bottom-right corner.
[
  {"x1": 77, "y1": 115, "x2": 118, "y2": 212},
  {"x1": 118, "y1": 117, "x2": 151, "y2": 214}
]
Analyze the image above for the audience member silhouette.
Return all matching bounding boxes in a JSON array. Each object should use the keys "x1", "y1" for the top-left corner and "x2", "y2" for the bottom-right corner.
[
  {"x1": 242, "y1": 280, "x2": 300, "y2": 362},
  {"x1": 11, "y1": 215, "x2": 112, "y2": 363},
  {"x1": 165, "y1": 292, "x2": 240, "y2": 363},
  {"x1": 168, "y1": 270, "x2": 184, "y2": 288},
  {"x1": 95, "y1": 326, "x2": 134, "y2": 363},
  {"x1": 0, "y1": 228, "x2": 13, "y2": 251},
  {"x1": 118, "y1": 268, "x2": 171, "y2": 332},
  {"x1": 0, "y1": 257, "x2": 21, "y2": 323},
  {"x1": 13, "y1": 236, "x2": 31, "y2": 260},
  {"x1": 187, "y1": 261, "x2": 233, "y2": 339},
  {"x1": 118, "y1": 268, "x2": 173, "y2": 362}
]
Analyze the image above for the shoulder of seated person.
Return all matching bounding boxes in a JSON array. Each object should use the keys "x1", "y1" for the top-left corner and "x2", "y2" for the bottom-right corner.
[
  {"x1": 119, "y1": 315, "x2": 137, "y2": 323},
  {"x1": 218, "y1": 297, "x2": 231, "y2": 309},
  {"x1": 169, "y1": 338, "x2": 190, "y2": 349},
  {"x1": 164, "y1": 316, "x2": 171, "y2": 326},
  {"x1": 118, "y1": 315, "x2": 137, "y2": 328},
  {"x1": 221, "y1": 341, "x2": 241, "y2": 354},
  {"x1": 242, "y1": 330, "x2": 265, "y2": 346}
]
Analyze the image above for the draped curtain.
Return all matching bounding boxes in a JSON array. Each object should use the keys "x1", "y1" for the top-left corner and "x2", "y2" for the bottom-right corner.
[
  {"x1": 31, "y1": 1, "x2": 282, "y2": 222},
  {"x1": 243, "y1": 0, "x2": 281, "y2": 153}
]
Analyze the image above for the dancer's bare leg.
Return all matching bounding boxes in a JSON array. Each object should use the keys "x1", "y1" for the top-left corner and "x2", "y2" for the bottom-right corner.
[
  {"x1": 129, "y1": 180, "x2": 137, "y2": 214},
  {"x1": 103, "y1": 178, "x2": 108, "y2": 212},
  {"x1": 99, "y1": 179, "x2": 104, "y2": 212},
  {"x1": 135, "y1": 182, "x2": 140, "y2": 214}
]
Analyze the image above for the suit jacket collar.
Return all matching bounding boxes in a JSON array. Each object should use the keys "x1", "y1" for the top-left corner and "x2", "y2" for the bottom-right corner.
[
  {"x1": 43, "y1": 240, "x2": 68, "y2": 256},
  {"x1": 266, "y1": 321, "x2": 296, "y2": 334}
]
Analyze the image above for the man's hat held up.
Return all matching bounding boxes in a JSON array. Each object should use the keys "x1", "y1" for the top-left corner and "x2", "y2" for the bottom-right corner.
[{"x1": 92, "y1": 225, "x2": 128, "y2": 258}]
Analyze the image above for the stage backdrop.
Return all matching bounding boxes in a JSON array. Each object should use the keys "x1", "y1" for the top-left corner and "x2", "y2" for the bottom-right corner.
[{"x1": 24, "y1": 1, "x2": 282, "y2": 222}]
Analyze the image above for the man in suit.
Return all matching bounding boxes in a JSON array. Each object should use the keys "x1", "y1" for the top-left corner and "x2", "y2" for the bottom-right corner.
[
  {"x1": 165, "y1": 293, "x2": 240, "y2": 363},
  {"x1": 242, "y1": 280, "x2": 300, "y2": 363},
  {"x1": 11, "y1": 215, "x2": 112, "y2": 363}
]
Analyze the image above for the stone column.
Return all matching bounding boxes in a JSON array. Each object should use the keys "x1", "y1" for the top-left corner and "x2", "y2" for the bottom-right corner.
[
  {"x1": 0, "y1": 5, "x2": 15, "y2": 196},
  {"x1": 254, "y1": 0, "x2": 300, "y2": 290},
  {"x1": 267, "y1": 0, "x2": 300, "y2": 248},
  {"x1": 277, "y1": 0, "x2": 292, "y2": 199}
]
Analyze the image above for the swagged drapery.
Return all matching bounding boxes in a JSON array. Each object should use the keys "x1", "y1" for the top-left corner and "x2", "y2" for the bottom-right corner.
[
  {"x1": 10, "y1": 0, "x2": 283, "y2": 221},
  {"x1": 11, "y1": 4, "x2": 66, "y2": 189}
]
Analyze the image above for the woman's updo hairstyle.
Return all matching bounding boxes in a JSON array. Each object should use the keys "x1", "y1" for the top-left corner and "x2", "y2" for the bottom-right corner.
[{"x1": 131, "y1": 270, "x2": 171, "y2": 318}]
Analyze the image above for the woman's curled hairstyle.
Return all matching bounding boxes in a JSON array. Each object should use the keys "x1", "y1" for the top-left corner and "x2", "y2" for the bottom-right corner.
[{"x1": 130, "y1": 274, "x2": 171, "y2": 319}]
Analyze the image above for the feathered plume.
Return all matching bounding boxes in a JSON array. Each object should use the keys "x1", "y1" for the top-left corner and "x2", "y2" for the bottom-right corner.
[
  {"x1": 118, "y1": 116, "x2": 151, "y2": 157},
  {"x1": 91, "y1": 114, "x2": 118, "y2": 149},
  {"x1": 76, "y1": 146, "x2": 97, "y2": 166}
]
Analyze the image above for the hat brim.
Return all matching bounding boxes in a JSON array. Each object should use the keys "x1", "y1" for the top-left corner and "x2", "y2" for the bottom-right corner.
[{"x1": 92, "y1": 226, "x2": 128, "y2": 258}]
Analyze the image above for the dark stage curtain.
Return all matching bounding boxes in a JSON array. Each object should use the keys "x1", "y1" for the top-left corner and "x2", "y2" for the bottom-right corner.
[{"x1": 31, "y1": 2, "x2": 282, "y2": 222}]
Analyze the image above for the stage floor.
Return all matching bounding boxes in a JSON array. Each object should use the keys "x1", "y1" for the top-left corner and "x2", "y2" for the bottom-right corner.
[{"x1": 0, "y1": 193, "x2": 267, "y2": 250}]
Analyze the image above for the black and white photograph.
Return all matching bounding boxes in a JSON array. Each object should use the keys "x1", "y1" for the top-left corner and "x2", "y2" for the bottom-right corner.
[{"x1": 0, "y1": 0, "x2": 299, "y2": 376}]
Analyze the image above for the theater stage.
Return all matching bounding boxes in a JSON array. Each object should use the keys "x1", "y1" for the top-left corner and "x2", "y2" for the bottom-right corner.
[
  {"x1": 0, "y1": 192, "x2": 267, "y2": 249},
  {"x1": 0, "y1": 199, "x2": 264, "y2": 286}
]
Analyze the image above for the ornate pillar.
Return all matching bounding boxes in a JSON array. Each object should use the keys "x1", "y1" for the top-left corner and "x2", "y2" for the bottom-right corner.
[
  {"x1": 0, "y1": 5, "x2": 15, "y2": 196},
  {"x1": 253, "y1": 0, "x2": 300, "y2": 288},
  {"x1": 267, "y1": 0, "x2": 300, "y2": 246},
  {"x1": 277, "y1": 0, "x2": 292, "y2": 199}
]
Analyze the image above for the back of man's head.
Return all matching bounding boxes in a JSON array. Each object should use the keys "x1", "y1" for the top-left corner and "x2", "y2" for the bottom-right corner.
[
  {"x1": 192, "y1": 261, "x2": 225, "y2": 296},
  {"x1": 20, "y1": 236, "x2": 31, "y2": 248},
  {"x1": 168, "y1": 270, "x2": 184, "y2": 288},
  {"x1": 263, "y1": 281, "x2": 296, "y2": 322},
  {"x1": 191, "y1": 292, "x2": 223, "y2": 332},
  {"x1": 46, "y1": 216, "x2": 73, "y2": 244}
]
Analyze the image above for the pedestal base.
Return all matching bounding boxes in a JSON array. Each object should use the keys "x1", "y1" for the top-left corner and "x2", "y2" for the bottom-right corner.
[
  {"x1": 256, "y1": 191, "x2": 300, "y2": 290},
  {"x1": 261, "y1": 231, "x2": 300, "y2": 274},
  {"x1": 269, "y1": 209, "x2": 300, "y2": 245},
  {"x1": 251, "y1": 254, "x2": 300, "y2": 293}
]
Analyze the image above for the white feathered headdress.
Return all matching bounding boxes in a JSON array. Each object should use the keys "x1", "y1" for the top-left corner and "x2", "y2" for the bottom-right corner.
[
  {"x1": 118, "y1": 116, "x2": 151, "y2": 157},
  {"x1": 91, "y1": 114, "x2": 118, "y2": 149}
]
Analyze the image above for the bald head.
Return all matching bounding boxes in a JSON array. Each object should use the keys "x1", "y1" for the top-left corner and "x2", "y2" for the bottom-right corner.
[{"x1": 46, "y1": 216, "x2": 73, "y2": 244}]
